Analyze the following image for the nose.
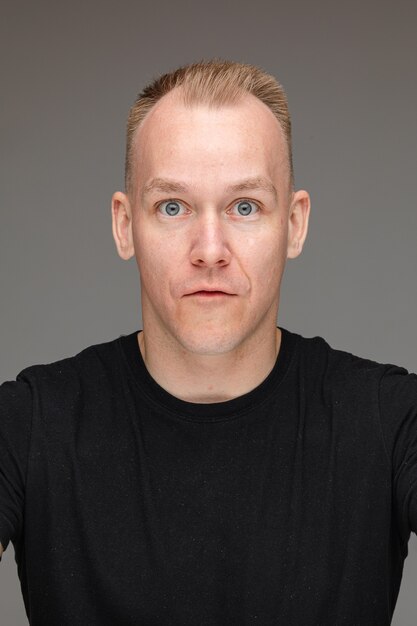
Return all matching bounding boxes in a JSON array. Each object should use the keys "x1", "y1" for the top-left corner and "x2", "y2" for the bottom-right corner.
[{"x1": 189, "y1": 213, "x2": 231, "y2": 268}]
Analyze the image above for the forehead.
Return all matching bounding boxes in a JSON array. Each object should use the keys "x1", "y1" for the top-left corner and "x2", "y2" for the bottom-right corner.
[{"x1": 131, "y1": 90, "x2": 290, "y2": 194}]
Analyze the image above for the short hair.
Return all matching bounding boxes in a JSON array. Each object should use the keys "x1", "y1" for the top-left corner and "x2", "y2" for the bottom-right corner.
[{"x1": 125, "y1": 59, "x2": 293, "y2": 194}]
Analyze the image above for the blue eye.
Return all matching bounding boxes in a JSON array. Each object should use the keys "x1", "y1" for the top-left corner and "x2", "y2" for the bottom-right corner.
[
  {"x1": 159, "y1": 200, "x2": 185, "y2": 216},
  {"x1": 232, "y1": 200, "x2": 259, "y2": 216}
]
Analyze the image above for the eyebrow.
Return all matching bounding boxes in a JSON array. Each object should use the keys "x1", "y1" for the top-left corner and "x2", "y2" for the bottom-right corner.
[
  {"x1": 141, "y1": 176, "x2": 278, "y2": 202},
  {"x1": 228, "y1": 177, "x2": 278, "y2": 201},
  {"x1": 142, "y1": 178, "x2": 188, "y2": 199}
]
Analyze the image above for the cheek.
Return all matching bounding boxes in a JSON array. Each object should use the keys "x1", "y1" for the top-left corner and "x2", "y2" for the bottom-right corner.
[
  {"x1": 244, "y1": 231, "x2": 287, "y2": 286},
  {"x1": 133, "y1": 226, "x2": 182, "y2": 293}
]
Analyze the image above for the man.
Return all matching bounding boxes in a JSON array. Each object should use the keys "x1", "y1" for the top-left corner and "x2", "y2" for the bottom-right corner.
[{"x1": 0, "y1": 60, "x2": 416, "y2": 625}]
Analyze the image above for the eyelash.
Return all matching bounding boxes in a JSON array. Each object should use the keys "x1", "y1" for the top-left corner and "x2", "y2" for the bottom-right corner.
[
  {"x1": 228, "y1": 200, "x2": 260, "y2": 217},
  {"x1": 157, "y1": 199, "x2": 261, "y2": 217},
  {"x1": 157, "y1": 200, "x2": 189, "y2": 217}
]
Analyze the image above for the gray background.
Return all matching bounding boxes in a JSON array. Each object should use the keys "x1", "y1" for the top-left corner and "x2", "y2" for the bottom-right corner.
[{"x1": 1, "y1": 0, "x2": 416, "y2": 623}]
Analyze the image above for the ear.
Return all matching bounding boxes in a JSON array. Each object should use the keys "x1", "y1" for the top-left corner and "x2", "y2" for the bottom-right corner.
[
  {"x1": 287, "y1": 189, "x2": 311, "y2": 259},
  {"x1": 111, "y1": 191, "x2": 135, "y2": 260}
]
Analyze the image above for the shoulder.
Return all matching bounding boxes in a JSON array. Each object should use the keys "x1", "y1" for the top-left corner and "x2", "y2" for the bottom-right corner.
[
  {"x1": 0, "y1": 332, "x2": 134, "y2": 454},
  {"x1": 286, "y1": 328, "x2": 397, "y2": 389},
  {"x1": 285, "y1": 328, "x2": 416, "y2": 419},
  {"x1": 1, "y1": 332, "x2": 130, "y2": 429},
  {"x1": 13, "y1": 333, "x2": 126, "y2": 392},
  {"x1": 287, "y1": 327, "x2": 417, "y2": 443}
]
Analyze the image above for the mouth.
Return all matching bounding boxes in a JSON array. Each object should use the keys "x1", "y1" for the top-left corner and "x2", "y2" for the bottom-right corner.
[
  {"x1": 187, "y1": 291, "x2": 233, "y2": 297},
  {"x1": 185, "y1": 288, "x2": 236, "y2": 299}
]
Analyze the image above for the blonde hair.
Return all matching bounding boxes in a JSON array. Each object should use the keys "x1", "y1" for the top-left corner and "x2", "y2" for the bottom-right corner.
[{"x1": 125, "y1": 59, "x2": 293, "y2": 193}]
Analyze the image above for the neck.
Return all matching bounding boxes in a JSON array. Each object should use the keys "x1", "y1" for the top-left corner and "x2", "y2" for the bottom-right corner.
[{"x1": 137, "y1": 326, "x2": 281, "y2": 403}]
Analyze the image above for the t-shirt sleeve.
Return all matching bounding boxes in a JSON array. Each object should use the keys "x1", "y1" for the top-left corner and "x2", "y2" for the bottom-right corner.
[
  {"x1": 379, "y1": 365, "x2": 417, "y2": 539},
  {"x1": 0, "y1": 378, "x2": 32, "y2": 559}
]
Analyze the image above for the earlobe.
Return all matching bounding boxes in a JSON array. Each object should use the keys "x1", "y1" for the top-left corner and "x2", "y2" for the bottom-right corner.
[
  {"x1": 111, "y1": 191, "x2": 135, "y2": 260},
  {"x1": 287, "y1": 190, "x2": 311, "y2": 259}
]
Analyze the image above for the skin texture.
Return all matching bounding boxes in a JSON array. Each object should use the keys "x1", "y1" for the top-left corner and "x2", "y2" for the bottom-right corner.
[{"x1": 112, "y1": 89, "x2": 310, "y2": 402}]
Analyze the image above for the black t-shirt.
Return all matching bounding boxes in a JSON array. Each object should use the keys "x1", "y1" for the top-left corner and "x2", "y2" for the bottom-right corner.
[{"x1": 0, "y1": 328, "x2": 416, "y2": 625}]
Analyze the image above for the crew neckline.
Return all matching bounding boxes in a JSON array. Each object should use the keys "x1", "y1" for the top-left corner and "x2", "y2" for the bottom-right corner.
[{"x1": 118, "y1": 327, "x2": 298, "y2": 421}]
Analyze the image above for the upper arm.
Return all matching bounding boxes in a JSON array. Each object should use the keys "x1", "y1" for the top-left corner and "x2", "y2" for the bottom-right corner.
[
  {"x1": 0, "y1": 378, "x2": 33, "y2": 555},
  {"x1": 379, "y1": 366, "x2": 417, "y2": 538}
]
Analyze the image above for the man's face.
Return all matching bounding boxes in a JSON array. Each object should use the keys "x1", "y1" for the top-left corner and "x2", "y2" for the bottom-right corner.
[{"x1": 113, "y1": 90, "x2": 309, "y2": 355}]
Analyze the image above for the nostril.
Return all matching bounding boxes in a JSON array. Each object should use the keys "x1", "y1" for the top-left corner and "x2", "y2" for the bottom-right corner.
[
  {"x1": 191, "y1": 256, "x2": 230, "y2": 267},
  {"x1": 190, "y1": 238, "x2": 231, "y2": 267}
]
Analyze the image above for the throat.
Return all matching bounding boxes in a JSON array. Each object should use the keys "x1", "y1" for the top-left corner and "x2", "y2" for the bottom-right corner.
[{"x1": 137, "y1": 328, "x2": 281, "y2": 404}]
